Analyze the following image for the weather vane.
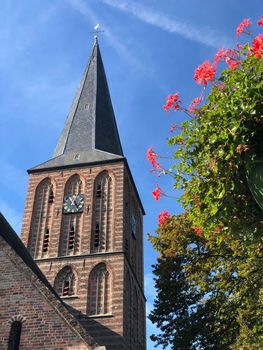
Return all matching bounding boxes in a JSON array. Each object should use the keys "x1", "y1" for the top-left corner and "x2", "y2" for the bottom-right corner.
[{"x1": 92, "y1": 24, "x2": 104, "y2": 41}]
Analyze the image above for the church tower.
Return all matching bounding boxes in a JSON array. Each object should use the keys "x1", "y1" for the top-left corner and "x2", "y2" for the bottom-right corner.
[{"x1": 21, "y1": 39, "x2": 146, "y2": 350}]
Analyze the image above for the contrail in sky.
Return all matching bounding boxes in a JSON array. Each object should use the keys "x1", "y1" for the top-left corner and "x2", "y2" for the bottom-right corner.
[{"x1": 100, "y1": 0, "x2": 231, "y2": 48}]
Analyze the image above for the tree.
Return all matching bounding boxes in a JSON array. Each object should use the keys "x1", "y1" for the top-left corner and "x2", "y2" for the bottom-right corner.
[
  {"x1": 148, "y1": 17, "x2": 263, "y2": 349},
  {"x1": 149, "y1": 214, "x2": 262, "y2": 349}
]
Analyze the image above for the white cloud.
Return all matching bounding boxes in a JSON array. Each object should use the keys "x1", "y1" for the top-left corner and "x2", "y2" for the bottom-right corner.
[
  {"x1": 144, "y1": 272, "x2": 157, "y2": 302},
  {"x1": 101, "y1": 0, "x2": 231, "y2": 49}
]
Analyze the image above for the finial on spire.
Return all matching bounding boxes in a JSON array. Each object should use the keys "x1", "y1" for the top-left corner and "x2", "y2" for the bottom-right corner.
[{"x1": 93, "y1": 23, "x2": 104, "y2": 43}]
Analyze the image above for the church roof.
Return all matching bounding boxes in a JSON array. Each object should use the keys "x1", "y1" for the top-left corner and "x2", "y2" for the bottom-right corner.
[{"x1": 30, "y1": 39, "x2": 123, "y2": 171}]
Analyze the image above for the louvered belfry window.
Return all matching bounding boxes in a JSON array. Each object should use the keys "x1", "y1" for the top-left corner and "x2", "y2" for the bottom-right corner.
[
  {"x1": 28, "y1": 178, "x2": 54, "y2": 258},
  {"x1": 87, "y1": 263, "x2": 111, "y2": 315},
  {"x1": 91, "y1": 172, "x2": 113, "y2": 252},
  {"x1": 59, "y1": 175, "x2": 83, "y2": 256},
  {"x1": 54, "y1": 266, "x2": 76, "y2": 297}
]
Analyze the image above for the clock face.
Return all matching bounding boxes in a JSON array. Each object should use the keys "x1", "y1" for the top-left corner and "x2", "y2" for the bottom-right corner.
[
  {"x1": 63, "y1": 194, "x2": 84, "y2": 214},
  {"x1": 131, "y1": 214, "x2": 137, "y2": 239}
]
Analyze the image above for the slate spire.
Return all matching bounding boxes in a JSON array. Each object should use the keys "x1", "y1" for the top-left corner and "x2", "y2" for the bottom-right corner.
[{"x1": 31, "y1": 39, "x2": 123, "y2": 171}]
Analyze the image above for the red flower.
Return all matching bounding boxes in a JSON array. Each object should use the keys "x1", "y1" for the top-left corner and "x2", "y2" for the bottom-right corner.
[
  {"x1": 225, "y1": 57, "x2": 240, "y2": 70},
  {"x1": 152, "y1": 184, "x2": 161, "y2": 201},
  {"x1": 216, "y1": 227, "x2": 221, "y2": 234},
  {"x1": 158, "y1": 210, "x2": 170, "y2": 228},
  {"x1": 257, "y1": 15, "x2": 263, "y2": 26},
  {"x1": 194, "y1": 227, "x2": 202, "y2": 236},
  {"x1": 252, "y1": 33, "x2": 263, "y2": 59},
  {"x1": 146, "y1": 146, "x2": 161, "y2": 170},
  {"x1": 236, "y1": 18, "x2": 251, "y2": 37},
  {"x1": 189, "y1": 97, "x2": 201, "y2": 113},
  {"x1": 194, "y1": 61, "x2": 216, "y2": 85},
  {"x1": 236, "y1": 43, "x2": 244, "y2": 50},
  {"x1": 214, "y1": 48, "x2": 227, "y2": 63},
  {"x1": 163, "y1": 93, "x2": 180, "y2": 112}
]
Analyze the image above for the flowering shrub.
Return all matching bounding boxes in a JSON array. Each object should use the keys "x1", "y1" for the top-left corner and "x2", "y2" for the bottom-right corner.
[{"x1": 147, "y1": 15, "x2": 263, "y2": 244}]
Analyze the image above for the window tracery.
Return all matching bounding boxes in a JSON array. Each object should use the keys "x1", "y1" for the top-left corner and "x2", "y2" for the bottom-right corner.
[
  {"x1": 87, "y1": 263, "x2": 111, "y2": 315},
  {"x1": 91, "y1": 172, "x2": 113, "y2": 252},
  {"x1": 54, "y1": 266, "x2": 76, "y2": 297},
  {"x1": 28, "y1": 178, "x2": 54, "y2": 258}
]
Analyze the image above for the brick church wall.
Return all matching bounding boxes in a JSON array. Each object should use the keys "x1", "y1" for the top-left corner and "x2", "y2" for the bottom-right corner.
[{"x1": 0, "y1": 236, "x2": 94, "y2": 350}]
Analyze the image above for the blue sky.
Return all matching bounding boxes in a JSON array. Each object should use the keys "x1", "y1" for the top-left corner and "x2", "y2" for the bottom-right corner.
[{"x1": 0, "y1": 0, "x2": 262, "y2": 348}]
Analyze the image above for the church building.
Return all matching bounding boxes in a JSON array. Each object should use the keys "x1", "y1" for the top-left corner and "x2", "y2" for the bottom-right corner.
[{"x1": 0, "y1": 38, "x2": 146, "y2": 350}]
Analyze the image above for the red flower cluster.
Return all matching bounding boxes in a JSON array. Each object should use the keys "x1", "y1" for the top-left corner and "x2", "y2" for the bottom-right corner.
[
  {"x1": 163, "y1": 93, "x2": 180, "y2": 112},
  {"x1": 252, "y1": 33, "x2": 263, "y2": 59},
  {"x1": 194, "y1": 60, "x2": 216, "y2": 85},
  {"x1": 152, "y1": 184, "x2": 161, "y2": 201},
  {"x1": 189, "y1": 97, "x2": 201, "y2": 113},
  {"x1": 146, "y1": 146, "x2": 160, "y2": 170},
  {"x1": 215, "y1": 48, "x2": 240, "y2": 70},
  {"x1": 158, "y1": 210, "x2": 170, "y2": 228},
  {"x1": 194, "y1": 227, "x2": 202, "y2": 236},
  {"x1": 225, "y1": 57, "x2": 240, "y2": 70},
  {"x1": 214, "y1": 48, "x2": 227, "y2": 63},
  {"x1": 258, "y1": 15, "x2": 263, "y2": 26},
  {"x1": 236, "y1": 18, "x2": 251, "y2": 37}
]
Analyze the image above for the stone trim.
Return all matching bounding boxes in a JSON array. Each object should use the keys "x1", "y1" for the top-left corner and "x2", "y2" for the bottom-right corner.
[{"x1": 7, "y1": 315, "x2": 27, "y2": 324}]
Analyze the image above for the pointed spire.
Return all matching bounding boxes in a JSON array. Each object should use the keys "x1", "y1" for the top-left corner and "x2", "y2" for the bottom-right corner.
[
  {"x1": 30, "y1": 40, "x2": 123, "y2": 171},
  {"x1": 54, "y1": 39, "x2": 123, "y2": 158}
]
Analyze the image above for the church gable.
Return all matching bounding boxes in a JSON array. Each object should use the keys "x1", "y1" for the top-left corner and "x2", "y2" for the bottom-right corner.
[{"x1": 0, "y1": 214, "x2": 100, "y2": 350}]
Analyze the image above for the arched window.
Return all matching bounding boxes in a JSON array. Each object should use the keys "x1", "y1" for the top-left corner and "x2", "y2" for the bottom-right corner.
[
  {"x1": 59, "y1": 175, "x2": 83, "y2": 256},
  {"x1": 54, "y1": 266, "x2": 76, "y2": 297},
  {"x1": 87, "y1": 263, "x2": 111, "y2": 315},
  {"x1": 28, "y1": 178, "x2": 54, "y2": 258},
  {"x1": 8, "y1": 321, "x2": 22, "y2": 350},
  {"x1": 91, "y1": 172, "x2": 113, "y2": 252}
]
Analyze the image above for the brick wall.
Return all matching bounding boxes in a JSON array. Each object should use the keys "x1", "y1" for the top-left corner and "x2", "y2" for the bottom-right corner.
[{"x1": 0, "y1": 236, "x2": 94, "y2": 350}]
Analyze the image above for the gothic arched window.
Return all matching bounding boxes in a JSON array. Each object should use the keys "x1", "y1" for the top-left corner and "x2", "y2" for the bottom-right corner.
[
  {"x1": 8, "y1": 321, "x2": 22, "y2": 350},
  {"x1": 54, "y1": 266, "x2": 76, "y2": 297},
  {"x1": 59, "y1": 175, "x2": 83, "y2": 256},
  {"x1": 28, "y1": 178, "x2": 54, "y2": 258},
  {"x1": 91, "y1": 172, "x2": 113, "y2": 253},
  {"x1": 87, "y1": 263, "x2": 111, "y2": 316}
]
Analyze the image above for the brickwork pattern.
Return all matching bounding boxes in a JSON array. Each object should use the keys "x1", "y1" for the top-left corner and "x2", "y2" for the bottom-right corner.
[{"x1": 0, "y1": 236, "x2": 96, "y2": 350}]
